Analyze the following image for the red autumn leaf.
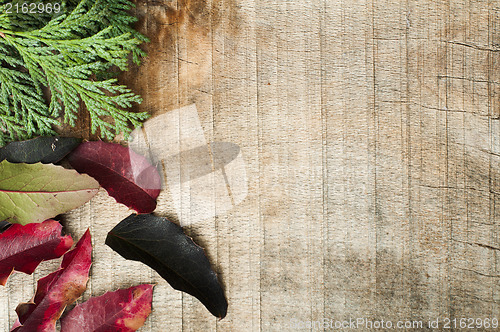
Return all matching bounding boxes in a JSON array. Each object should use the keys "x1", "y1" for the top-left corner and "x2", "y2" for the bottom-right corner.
[
  {"x1": 12, "y1": 230, "x2": 92, "y2": 332},
  {"x1": 67, "y1": 141, "x2": 161, "y2": 213},
  {"x1": 60, "y1": 284, "x2": 154, "y2": 332},
  {"x1": 0, "y1": 219, "x2": 73, "y2": 285}
]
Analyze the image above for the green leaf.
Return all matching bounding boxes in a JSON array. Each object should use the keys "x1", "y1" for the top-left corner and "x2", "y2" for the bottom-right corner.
[{"x1": 0, "y1": 160, "x2": 99, "y2": 225}]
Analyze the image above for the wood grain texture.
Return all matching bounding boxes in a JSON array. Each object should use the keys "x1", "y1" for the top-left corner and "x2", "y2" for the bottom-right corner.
[{"x1": 2, "y1": 0, "x2": 500, "y2": 330}]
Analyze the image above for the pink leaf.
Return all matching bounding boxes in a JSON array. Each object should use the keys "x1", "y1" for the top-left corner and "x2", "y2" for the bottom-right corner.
[
  {"x1": 67, "y1": 141, "x2": 161, "y2": 213},
  {"x1": 60, "y1": 284, "x2": 154, "y2": 332},
  {"x1": 0, "y1": 220, "x2": 73, "y2": 285},
  {"x1": 12, "y1": 230, "x2": 92, "y2": 332}
]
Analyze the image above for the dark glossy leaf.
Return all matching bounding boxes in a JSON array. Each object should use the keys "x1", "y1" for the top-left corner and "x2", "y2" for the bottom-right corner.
[
  {"x1": 67, "y1": 141, "x2": 161, "y2": 214},
  {"x1": 12, "y1": 230, "x2": 92, "y2": 332},
  {"x1": 106, "y1": 214, "x2": 227, "y2": 318},
  {"x1": 0, "y1": 137, "x2": 82, "y2": 164},
  {"x1": 60, "y1": 284, "x2": 154, "y2": 332},
  {"x1": 0, "y1": 219, "x2": 73, "y2": 285},
  {"x1": 0, "y1": 221, "x2": 11, "y2": 233}
]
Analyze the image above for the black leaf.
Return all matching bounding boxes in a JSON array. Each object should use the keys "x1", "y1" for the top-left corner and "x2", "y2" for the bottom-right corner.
[
  {"x1": 106, "y1": 214, "x2": 228, "y2": 319},
  {"x1": 0, "y1": 137, "x2": 82, "y2": 164}
]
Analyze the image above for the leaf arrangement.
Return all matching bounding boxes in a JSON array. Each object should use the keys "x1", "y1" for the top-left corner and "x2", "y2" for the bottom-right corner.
[
  {"x1": 0, "y1": 0, "x2": 149, "y2": 145},
  {"x1": 0, "y1": 1, "x2": 228, "y2": 328},
  {"x1": 0, "y1": 138, "x2": 228, "y2": 330}
]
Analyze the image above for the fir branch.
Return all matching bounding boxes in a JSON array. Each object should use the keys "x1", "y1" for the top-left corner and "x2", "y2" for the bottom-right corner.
[
  {"x1": 0, "y1": 0, "x2": 148, "y2": 144},
  {"x1": 0, "y1": 46, "x2": 57, "y2": 145}
]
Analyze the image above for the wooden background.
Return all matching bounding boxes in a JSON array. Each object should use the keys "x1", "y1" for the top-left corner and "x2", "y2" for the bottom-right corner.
[{"x1": 2, "y1": 0, "x2": 500, "y2": 330}]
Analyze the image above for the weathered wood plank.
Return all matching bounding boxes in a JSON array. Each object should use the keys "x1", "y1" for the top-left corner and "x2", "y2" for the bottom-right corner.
[{"x1": 2, "y1": 0, "x2": 500, "y2": 330}]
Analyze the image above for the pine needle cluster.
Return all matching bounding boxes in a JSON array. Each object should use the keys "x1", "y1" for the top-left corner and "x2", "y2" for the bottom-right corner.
[{"x1": 0, "y1": 0, "x2": 149, "y2": 145}]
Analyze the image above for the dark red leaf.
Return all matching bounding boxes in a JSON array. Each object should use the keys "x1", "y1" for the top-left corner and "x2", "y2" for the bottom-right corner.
[
  {"x1": 0, "y1": 219, "x2": 73, "y2": 285},
  {"x1": 60, "y1": 284, "x2": 154, "y2": 332},
  {"x1": 67, "y1": 141, "x2": 161, "y2": 213},
  {"x1": 12, "y1": 230, "x2": 92, "y2": 332}
]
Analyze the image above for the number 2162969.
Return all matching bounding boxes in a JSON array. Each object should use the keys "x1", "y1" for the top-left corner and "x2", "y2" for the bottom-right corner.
[{"x1": 4, "y1": 2, "x2": 61, "y2": 14}]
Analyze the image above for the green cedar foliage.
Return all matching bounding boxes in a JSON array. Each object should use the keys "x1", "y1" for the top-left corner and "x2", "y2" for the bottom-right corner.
[{"x1": 0, "y1": 0, "x2": 149, "y2": 145}]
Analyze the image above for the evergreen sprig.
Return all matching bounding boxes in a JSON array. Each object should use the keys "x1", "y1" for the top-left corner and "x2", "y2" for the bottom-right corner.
[{"x1": 0, "y1": 0, "x2": 149, "y2": 145}]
